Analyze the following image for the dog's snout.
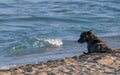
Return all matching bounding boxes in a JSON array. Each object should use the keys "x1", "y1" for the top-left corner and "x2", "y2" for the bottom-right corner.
[{"x1": 78, "y1": 38, "x2": 85, "y2": 43}]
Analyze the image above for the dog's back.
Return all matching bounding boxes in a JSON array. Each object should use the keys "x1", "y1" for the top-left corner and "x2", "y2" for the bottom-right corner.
[{"x1": 90, "y1": 41, "x2": 112, "y2": 53}]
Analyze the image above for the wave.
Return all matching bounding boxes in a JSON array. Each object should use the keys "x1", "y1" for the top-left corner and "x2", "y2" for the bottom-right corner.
[
  {"x1": 0, "y1": 16, "x2": 90, "y2": 23},
  {"x1": 36, "y1": 38, "x2": 63, "y2": 46},
  {"x1": 99, "y1": 33, "x2": 120, "y2": 38},
  {"x1": 0, "y1": 65, "x2": 16, "y2": 70},
  {"x1": 5, "y1": 38, "x2": 63, "y2": 56}
]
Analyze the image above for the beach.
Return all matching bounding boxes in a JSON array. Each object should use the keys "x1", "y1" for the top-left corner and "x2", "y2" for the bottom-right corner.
[{"x1": 0, "y1": 49, "x2": 120, "y2": 75}]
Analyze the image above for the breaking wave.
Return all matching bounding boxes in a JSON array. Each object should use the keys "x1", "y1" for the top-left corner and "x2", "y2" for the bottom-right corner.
[{"x1": 5, "y1": 38, "x2": 63, "y2": 56}]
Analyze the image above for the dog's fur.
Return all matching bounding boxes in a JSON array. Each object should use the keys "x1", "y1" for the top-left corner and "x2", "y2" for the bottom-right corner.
[{"x1": 78, "y1": 30, "x2": 112, "y2": 54}]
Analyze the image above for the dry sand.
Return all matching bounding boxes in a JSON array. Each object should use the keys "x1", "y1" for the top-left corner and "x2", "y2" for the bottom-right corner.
[{"x1": 0, "y1": 49, "x2": 120, "y2": 75}]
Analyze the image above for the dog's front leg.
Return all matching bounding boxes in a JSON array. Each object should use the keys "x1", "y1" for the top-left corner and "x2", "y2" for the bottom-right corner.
[{"x1": 87, "y1": 46, "x2": 92, "y2": 54}]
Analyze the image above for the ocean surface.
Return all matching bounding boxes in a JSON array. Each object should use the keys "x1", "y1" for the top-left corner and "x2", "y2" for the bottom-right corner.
[{"x1": 0, "y1": 0, "x2": 120, "y2": 69}]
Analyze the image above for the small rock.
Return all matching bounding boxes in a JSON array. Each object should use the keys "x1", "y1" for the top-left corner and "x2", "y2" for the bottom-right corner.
[
  {"x1": 38, "y1": 72, "x2": 47, "y2": 75},
  {"x1": 47, "y1": 71, "x2": 56, "y2": 75}
]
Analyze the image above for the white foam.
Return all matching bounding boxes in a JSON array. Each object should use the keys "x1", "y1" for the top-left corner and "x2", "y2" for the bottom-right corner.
[
  {"x1": 44, "y1": 39, "x2": 63, "y2": 46},
  {"x1": 0, "y1": 65, "x2": 16, "y2": 70},
  {"x1": 36, "y1": 38, "x2": 63, "y2": 46}
]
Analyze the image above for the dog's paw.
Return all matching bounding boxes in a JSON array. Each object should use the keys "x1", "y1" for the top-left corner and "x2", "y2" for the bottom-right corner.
[{"x1": 83, "y1": 52, "x2": 88, "y2": 55}]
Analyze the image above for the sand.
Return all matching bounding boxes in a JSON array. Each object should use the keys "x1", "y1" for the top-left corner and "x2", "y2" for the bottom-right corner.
[{"x1": 0, "y1": 49, "x2": 120, "y2": 75}]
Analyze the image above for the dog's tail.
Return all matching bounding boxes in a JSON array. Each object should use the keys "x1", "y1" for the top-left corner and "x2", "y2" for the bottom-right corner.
[{"x1": 112, "y1": 49, "x2": 120, "y2": 53}]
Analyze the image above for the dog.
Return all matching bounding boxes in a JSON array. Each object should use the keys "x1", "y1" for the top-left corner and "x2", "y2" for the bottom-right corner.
[{"x1": 78, "y1": 30, "x2": 112, "y2": 54}]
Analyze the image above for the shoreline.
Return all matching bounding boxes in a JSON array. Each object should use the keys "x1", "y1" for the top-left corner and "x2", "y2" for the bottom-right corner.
[{"x1": 0, "y1": 49, "x2": 120, "y2": 75}]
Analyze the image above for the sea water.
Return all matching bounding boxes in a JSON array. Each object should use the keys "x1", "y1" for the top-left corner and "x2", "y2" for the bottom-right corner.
[{"x1": 0, "y1": 0, "x2": 120, "y2": 69}]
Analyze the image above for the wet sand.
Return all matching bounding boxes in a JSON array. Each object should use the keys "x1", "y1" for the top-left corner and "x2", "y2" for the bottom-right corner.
[{"x1": 0, "y1": 49, "x2": 120, "y2": 75}]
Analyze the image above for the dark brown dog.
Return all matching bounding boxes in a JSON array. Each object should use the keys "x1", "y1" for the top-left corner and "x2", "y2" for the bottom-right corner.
[{"x1": 78, "y1": 30, "x2": 112, "y2": 54}]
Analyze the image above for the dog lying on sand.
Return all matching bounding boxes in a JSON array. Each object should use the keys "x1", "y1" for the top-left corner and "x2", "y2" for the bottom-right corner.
[{"x1": 78, "y1": 30, "x2": 112, "y2": 54}]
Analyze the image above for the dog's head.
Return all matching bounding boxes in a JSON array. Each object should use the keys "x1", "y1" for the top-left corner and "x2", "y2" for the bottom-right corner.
[{"x1": 78, "y1": 30, "x2": 92, "y2": 43}]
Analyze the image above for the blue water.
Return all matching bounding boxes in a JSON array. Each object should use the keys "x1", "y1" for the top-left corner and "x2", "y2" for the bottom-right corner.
[{"x1": 0, "y1": 0, "x2": 120, "y2": 69}]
